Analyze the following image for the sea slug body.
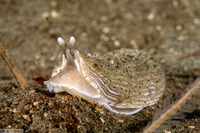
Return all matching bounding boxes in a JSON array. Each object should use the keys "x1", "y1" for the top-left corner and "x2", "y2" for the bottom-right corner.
[{"x1": 44, "y1": 36, "x2": 165, "y2": 115}]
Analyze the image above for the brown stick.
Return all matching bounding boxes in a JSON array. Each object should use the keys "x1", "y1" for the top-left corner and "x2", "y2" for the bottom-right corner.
[
  {"x1": 0, "y1": 42, "x2": 28, "y2": 89},
  {"x1": 144, "y1": 76, "x2": 200, "y2": 133},
  {"x1": 177, "y1": 52, "x2": 200, "y2": 60}
]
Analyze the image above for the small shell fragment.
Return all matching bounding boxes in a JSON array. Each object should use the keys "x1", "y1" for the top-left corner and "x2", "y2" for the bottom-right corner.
[{"x1": 44, "y1": 36, "x2": 165, "y2": 115}]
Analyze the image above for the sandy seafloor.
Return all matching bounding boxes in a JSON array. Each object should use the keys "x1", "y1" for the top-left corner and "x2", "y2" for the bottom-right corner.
[{"x1": 0, "y1": 0, "x2": 200, "y2": 132}]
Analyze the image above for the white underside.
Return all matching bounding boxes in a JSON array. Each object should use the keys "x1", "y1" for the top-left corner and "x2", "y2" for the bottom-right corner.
[
  {"x1": 98, "y1": 101, "x2": 143, "y2": 115},
  {"x1": 44, "y1": 81, "x2": 143, "y2": 115},
  {"x1": 44, "y1": 81, "x2": 101, "y2": 99}
]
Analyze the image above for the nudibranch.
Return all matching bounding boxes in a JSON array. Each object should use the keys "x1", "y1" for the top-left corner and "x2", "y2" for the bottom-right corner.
[{"x1": 44, "y1": 36, "x2": 165, "y2": 115}]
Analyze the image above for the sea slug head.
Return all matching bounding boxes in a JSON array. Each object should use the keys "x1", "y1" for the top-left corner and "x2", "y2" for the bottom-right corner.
[{"x1": 44, "y1": 36, "x2": 101, "y2": 102}]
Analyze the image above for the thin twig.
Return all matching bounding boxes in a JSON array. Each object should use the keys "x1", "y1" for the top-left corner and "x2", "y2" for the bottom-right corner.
[
  {"x1": 144, "y1": 76, "x2": 200, "y2": 133},
  {"x1": 0, "y1": 42, "x2": 28, "y2": 89},
  {"x1": 177, "y1": 51, "x2": 200, "y2": 60}
]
